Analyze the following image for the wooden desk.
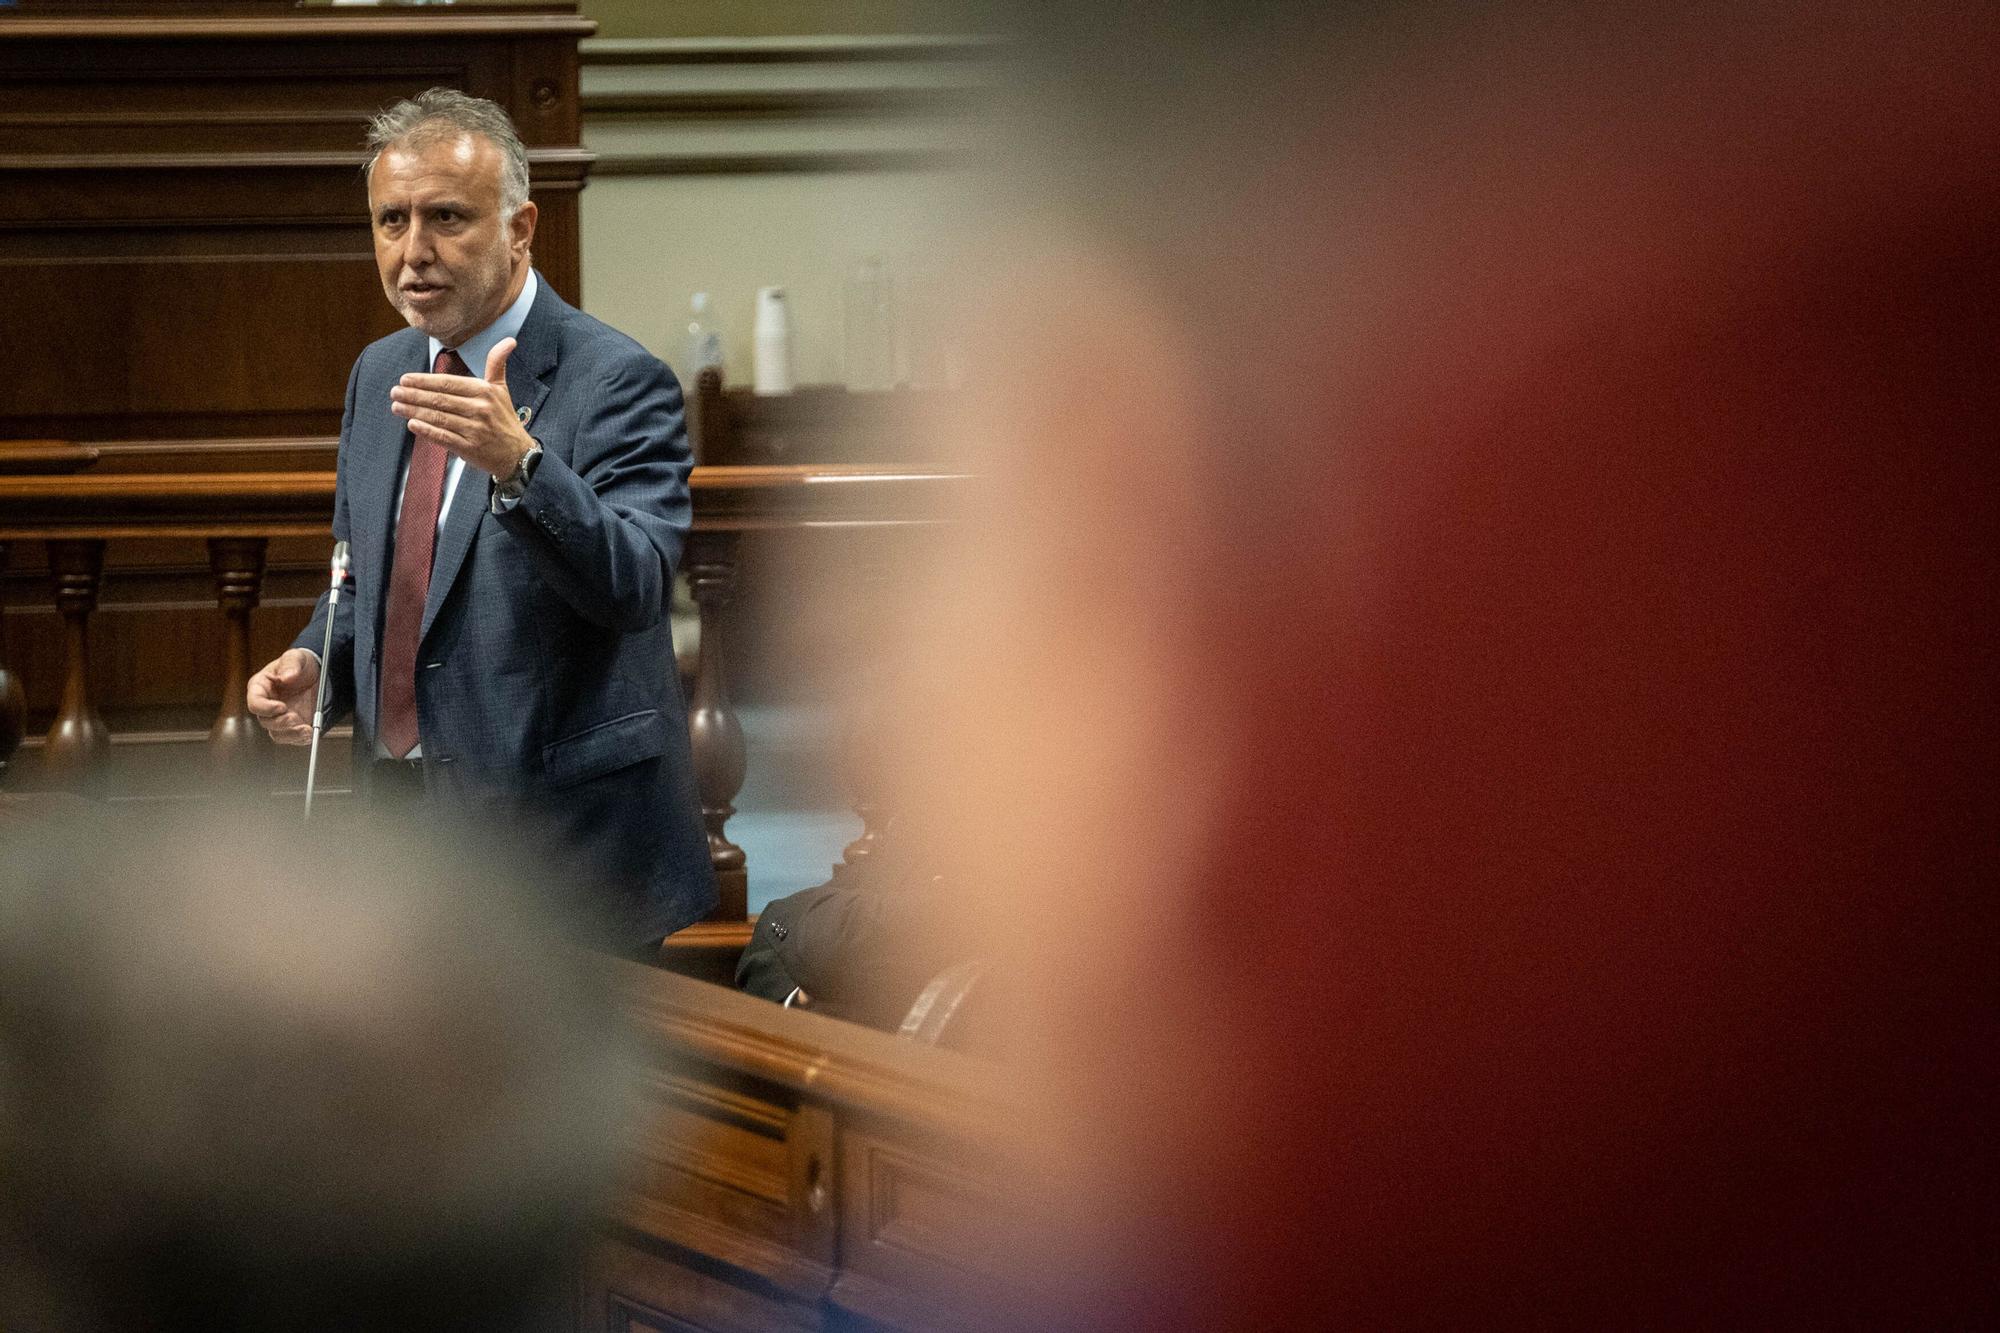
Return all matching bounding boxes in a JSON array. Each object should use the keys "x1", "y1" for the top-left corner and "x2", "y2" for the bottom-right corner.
[{"x1": 599, "y1": 966, "x2": 1027, "y2": 1332}]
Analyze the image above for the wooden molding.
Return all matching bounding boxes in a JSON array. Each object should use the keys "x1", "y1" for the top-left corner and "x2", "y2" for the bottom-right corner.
[
  {"x1": 0, "y1": 463, "x2": 968, "y2": 540},
  {"x1": 0, "y1": 147, "x2": 596, "y2": 173},
  {"x1": 583, "y1": 87, "x2": 983, "y2": 120},
  {"x1": 0, "y1": 16, "x2": 597, "y2": 41},
  {"x1": 581, "y1": 35, "x2": 1003, "y2": 68},
  {"x1": 619, "y1": 965, "x2": 1012, "y2": 1140},
  {"x1": 614, "y1": 1196, "x2": 834, "y2": 1297},
  {"x1": 590, "y1": 148, "x2": 960, "y2": 178},
  {"x1": 663, "y1": 917, "x2": 758, "y2": 951},
  {"x1": 689, "y1": 464, "x2": 970, "y2": 531},
  {"x1": 0, "y1": 440, "x2": 98, "y2": 476}
]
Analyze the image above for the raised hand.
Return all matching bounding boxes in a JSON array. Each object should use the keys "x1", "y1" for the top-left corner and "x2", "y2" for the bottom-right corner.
[{"x1": 388, "y1": 336, "x2": 536, "y2": 479}]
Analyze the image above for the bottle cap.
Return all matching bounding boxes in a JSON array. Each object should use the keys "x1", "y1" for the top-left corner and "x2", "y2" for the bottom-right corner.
[{"x1": 755, "y1": 287, "x2": 791, "y2": 335}]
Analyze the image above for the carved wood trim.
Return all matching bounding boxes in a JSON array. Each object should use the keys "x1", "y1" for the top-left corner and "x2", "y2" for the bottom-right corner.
[
  {"x1": 590, "y1": 148, "x2": 958, "y2": 178},
  {"x1": 0, "y1": 17, "x2": 597, "y2": 41},
  {"x1": 0, "y1": 464, "x2": 967, "y2": 540},
  {"x1": 0, "y1": 440, "x2": 98, "y2": 475},
  {"x1": 11, "y1": 724, "x2": 350, "y2": 751},
  {"x1": 619, "y1": 966, "x2": 1010, "y2": 1139},
  {"x1": 684, "y1": 528, "x2": 747, "y2": 919},
  {"x1": 583, "y1": 88, "x2": 981, "y2": 119},
  {"x1": 639, "y1": 1111, "x2": 789, "y2": 1210},
  {"x1": 0, "y1": 147, "x2": 596, "y2": 172},
  {"x1": 0, "y1": 541, "x2": 22, "y2": 775},
  {"x1": 613, "y1": 1198, "x2": 835, "y2": 1299},
  {"x1": 0, "y1": 472, "x2": 336, "y2": 540},
  {"x1": 580, "y1": 36, "x2": 1001, "y2": 68},
  {"x1": 689, "y1": 464, "x2": 970, "y2": 529},
  {"x1": 204, "y1": 535, "x2": 270, "y2": 776},
  {"x1": 648, "y1": 1069, "x2": 790, "y2": 1138},
  {"x1": 660, "y1": 918, "x2": 757, "y2": 952},
  {"x1": 42, "y1": 537, "x2": 107, "y2": 789}
]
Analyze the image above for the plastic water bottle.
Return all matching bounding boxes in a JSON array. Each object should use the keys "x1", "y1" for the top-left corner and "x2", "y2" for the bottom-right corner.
[
  {"x1": 753, "y1": 286, "x2": 794, "y2": 395},
  {"x1": 843, "y1": 256, "x2": 895, "y2": 391},
  {"x1": 685, "y1": 292, "x2": 724, "y2": 379}
]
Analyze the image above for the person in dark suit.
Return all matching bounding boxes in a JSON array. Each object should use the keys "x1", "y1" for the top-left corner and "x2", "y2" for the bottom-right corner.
[
  {"x1": 247, "y1": 89, "x2": 714, "y2": 948},
  {"x1": 736, "y1": 862, "x2": 963, "y2": 1030}
]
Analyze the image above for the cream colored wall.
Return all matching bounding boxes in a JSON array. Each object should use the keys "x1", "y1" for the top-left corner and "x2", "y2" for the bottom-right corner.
[
  {"x1": 573, "y1": 35, "x2": 992, "y2": 387},
  {"x1": 582, "y1": 169, "x2": 974, "y2": 387}
]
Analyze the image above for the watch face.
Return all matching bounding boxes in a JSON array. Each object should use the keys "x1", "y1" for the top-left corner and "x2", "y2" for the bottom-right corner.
[{"x1": 507, "y1": 447, "x2": 540, "y2": 491}]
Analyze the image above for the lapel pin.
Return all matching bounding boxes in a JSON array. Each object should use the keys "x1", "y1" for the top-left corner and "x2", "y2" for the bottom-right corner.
[{"x1": 517, "y1": 406, "x2": 533, "y2": 426}]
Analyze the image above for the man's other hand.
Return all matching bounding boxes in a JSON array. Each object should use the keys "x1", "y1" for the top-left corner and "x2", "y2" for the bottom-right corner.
[{"x1": 246, "y1": 648, "x2": 320, "y2": 745}]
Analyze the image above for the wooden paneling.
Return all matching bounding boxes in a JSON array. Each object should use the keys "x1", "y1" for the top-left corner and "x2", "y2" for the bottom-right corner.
[
  {"x1": 589, "y1": 967, "x2": 1029, "y2": 1332},
  {"x1": 4, "y1": 256, "x2": 391, "y2": 432},
  {"x1": 831, "y1": 1131, "x2": 1013, "y2": 1331},
  {"x1": 0, "y1": 10, "x2": 593, "y2": 442},
  {"x1": 589, "y1": 1234, "x2": 820, "y2": 1333}
]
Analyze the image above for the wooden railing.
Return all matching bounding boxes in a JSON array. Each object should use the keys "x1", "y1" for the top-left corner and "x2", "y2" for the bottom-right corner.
[{"x1": 0, "y1": 461, "x2": 967, "y2": 940}]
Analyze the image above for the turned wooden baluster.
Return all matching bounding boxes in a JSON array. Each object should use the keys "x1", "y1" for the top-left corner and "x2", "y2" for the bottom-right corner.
[
  {"x1": 43, "y1": 538, "x2": 108, "y2": 788},
  {"x1": 206, "y1": 536, "x2": 271, "y2": 776},
  {"x1": 0, "y1": 542, "x2": 25, "y2": 781},
  {"x1": 684, "y1": 529, "x2": 748, "y2": 919},
  {"x1": 691, "y1": 365, "x2": 727, "y2": 465}
]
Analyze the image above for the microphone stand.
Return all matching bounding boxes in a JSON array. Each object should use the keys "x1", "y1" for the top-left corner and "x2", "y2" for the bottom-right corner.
[{"x1": 303, "y1": 541, "x2": 350, "y2": 822}]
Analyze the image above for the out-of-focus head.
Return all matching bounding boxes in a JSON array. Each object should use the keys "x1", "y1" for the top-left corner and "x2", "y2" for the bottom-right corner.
[
  {"x1": 908, "y1": 1, "x2": 1998, "y2": 1325},
  {"x1": 0, "y1": 804, "x2": 636, "y2": 1332},
  {"x1": 366, "y1": 88, "x2": 537, "y2": 347}
]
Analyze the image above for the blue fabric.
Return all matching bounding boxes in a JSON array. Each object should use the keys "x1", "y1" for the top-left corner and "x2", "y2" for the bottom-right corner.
[{"x1": 296, "y1": 275, "x2": 717, "y2": 942}]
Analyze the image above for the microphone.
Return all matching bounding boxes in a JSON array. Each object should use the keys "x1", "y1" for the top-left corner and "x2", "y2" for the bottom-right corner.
[{"x1": 303, "y1": 541, "x2": 352, "y2": 821}]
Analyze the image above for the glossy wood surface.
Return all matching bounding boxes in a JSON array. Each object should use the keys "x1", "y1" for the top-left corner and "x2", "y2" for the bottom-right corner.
[
  {"x1": 692, "y1": 369, "x2": 957, "y2": 468},
  {"x1": 596, "y1": 963, "x2": 1026, "y2": 1332},
  {"x1": 0, "y1": 462, "x2": 965, "y2": 538}
]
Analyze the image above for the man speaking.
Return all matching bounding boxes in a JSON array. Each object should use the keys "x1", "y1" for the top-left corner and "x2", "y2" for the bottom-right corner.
[{"x1": 247, "y1": 88, "x2": 715, "y2": 950}]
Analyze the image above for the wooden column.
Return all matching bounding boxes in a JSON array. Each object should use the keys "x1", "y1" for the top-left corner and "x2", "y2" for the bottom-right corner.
[
  {"x1": 43, "y1": 538, "x2": 108, "y2": 788},
  {"x1": 685, "y1": 529, "x2": 748, "y2": 920},
  {"x1": 0, "y1": 541, "x2": 24, "y2": 780},
  {"x1": 206, "y1": 536, "x2": 271, "y2": 776}
]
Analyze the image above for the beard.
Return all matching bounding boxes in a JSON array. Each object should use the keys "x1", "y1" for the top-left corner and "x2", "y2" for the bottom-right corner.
[{"x1": 385, "y1": 240, "x2": 518, "y2": 349}]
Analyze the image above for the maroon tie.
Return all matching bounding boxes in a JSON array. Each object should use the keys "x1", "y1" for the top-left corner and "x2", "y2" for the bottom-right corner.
[{"x1": 378, "y1": 347, "x2": 467, "y2": 758}]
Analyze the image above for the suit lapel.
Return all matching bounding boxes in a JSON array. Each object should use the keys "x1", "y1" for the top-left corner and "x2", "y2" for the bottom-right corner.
[{"x1": 418, "y1": 274, "x2": 561, "y2": 643}]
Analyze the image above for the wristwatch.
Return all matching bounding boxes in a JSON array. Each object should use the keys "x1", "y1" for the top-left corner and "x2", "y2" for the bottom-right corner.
[{"x1": 494, "y1": 440, "x2": 542, "y2": 502}]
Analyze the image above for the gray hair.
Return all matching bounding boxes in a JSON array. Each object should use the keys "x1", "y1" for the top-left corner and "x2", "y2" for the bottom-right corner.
[{"x1": 365, "y1": 87, "x2": 532, "y2": 216}]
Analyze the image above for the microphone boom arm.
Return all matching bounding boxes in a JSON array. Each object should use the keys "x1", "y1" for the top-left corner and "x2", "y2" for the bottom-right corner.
[{"x1": 303, "y1": 541, "x2": 350, "y2": 821}]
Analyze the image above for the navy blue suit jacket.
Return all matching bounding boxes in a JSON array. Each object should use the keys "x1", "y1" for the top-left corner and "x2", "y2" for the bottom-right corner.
[{"x1": 296, "y1": 275, "x2": 717, "y2": 942}]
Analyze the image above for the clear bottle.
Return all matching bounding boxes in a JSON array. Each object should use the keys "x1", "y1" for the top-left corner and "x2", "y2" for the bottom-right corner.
[
  {"x1": 843, "y1": 255, "x2": 896, "y2": 392},
  {"x1": 685, "y1": 292, "x2": 724, "y2": 380}
]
